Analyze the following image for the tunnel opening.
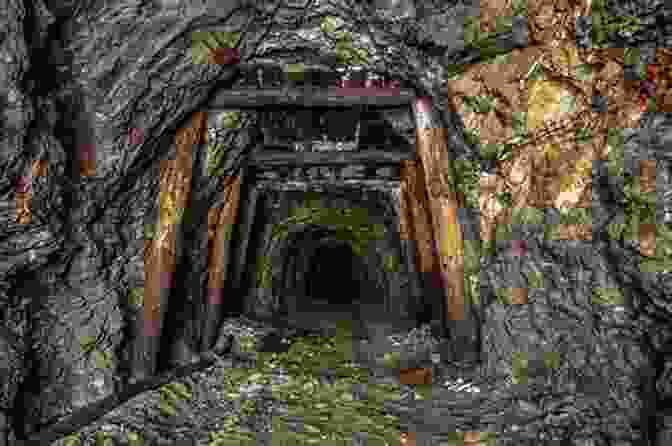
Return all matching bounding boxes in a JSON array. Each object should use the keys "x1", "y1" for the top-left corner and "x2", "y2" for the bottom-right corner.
[
  {"x1": 305, "y1": 239, "x2": 361, "y2": 308},
  {"x1": 276, "y1": 227, "x2": 385, "y2": 336}
]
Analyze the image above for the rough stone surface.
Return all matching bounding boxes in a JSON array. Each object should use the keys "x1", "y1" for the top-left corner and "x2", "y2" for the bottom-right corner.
[{"x1": 0, "y1": 0, "x2": 670, "y2": 445}]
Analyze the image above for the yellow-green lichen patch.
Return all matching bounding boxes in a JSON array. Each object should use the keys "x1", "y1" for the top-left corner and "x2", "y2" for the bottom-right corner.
[
  {"x1": 284, "y1": 63, "x2": 305, "y2": 82},
  {"x1": 191, "y1": 31, "x2": 240, "y2": 64},
  {"x1": 511, "y1": 351, "x2": 529, "y2": 385},
  {"x1": 543, "y1": 351, "x2": 561, "y2": 370},
  {"x1": 93, "y1": 350, "x2": 113, "y2": 369},
  {"x1": 591, "y1": 0, "x2": 641, "y2": 48},
  {"x1": 128, "y1": 287, "x2": 144, "y2": 307},
  {"x1": 606, "y1": 128, "x2": 625, "y2": 177},
  {"x1": 494, "y1": 287, "x2": 513, "y2": 305},
  {"x1": 207, "y1": 143, "x2": 227, "y2": 177},
  {"x1": 383, "y1": 254, "x2": 400, "y2": 273},
  {"x1": 256, "y1": 254, "x2": 273, "y2": 289},
  {"x1": 213, "y1": 319, "x2": 402, "y2": 445},
  {"x1": 127, "y1": 431, "x2": 144, "y2": 446},
  {"x1": 158, "y1": 380, "x2": 193, "y2": 418},
  {"x1": 218, "y1": 111, "x2": 241, "y2": 129},
  {"x1": 238, "y1": 333, "x2": 257, "y2": 353},
  {"x1": 94, "y1": 431, "x2": 114, "y2": 446},
  {"x1": 511, "y1": 207, "x2": 545, "y2": 226},
  {"x1": 526, "y1": 271, "x2": 545, "y2": 289},
  {"x1": 144, "y1": 223, "x2": 158, "y2": 240},
  {"x1": 591, "y1": 287, "x2": 625, "y2": 306},
  {"x1": 63, "y1": 433, "x2": 81, "y2": 446}
]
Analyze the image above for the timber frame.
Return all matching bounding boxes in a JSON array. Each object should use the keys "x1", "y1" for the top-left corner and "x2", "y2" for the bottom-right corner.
[{"x1": 141, "y1": 64, "x2": 471, "y2": 379}]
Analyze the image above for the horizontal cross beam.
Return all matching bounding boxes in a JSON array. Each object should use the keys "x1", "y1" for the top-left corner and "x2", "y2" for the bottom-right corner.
[
  {"x1": 248, "y1": 149, "x2": 416, "y2": 166},
  {"x1": 205, "y1": 87, "x2": 415, "y2": 109}
]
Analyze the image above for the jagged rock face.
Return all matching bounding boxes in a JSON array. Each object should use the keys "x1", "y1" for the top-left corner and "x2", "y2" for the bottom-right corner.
[{"x1": 0, "y1": 0, "x2": 671, "y2": 445}]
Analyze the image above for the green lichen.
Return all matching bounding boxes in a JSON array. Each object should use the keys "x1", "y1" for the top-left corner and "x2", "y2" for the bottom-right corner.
[
  {"x1": 591, "y1": 0, "x2": 641, "y2": 49},
  {"x1": 496, "y1": 191, "x2": 513, "y2": 208},
  {"x1": 511, "y1": 0, "x2": 528, "y2": 16},
  {"x1": 526, "y1": 271, "x2": 545, "y2": 289},
  {"x1": 606, "y1": 128, "x2": 625, "y2": 177},
  {"x1": 128, "y1": 287, "x2": 144, "y2": 307},
  {"x1": 544, "y1": 224, "x2": 562, "y2": 240},
  {"x1": 127, "y1": 432, "x2": 144, "y2": 446},
  {"x1": 208, "y1": 143, "x2": 227, "y2": 177},
  {"x1": 63, "y1": 433, "x2": 81, "y2": 446},
  {"x1": 95, "y1": 431, "x2": 114, "y2": 446},
  {"x1": 543, "y1": 351, "x2": 561, "y2": 370},
  {"x1": 463, "y1": 94, "x2": 498, "y2": 114},
  {"x1": 495, "y1": 221, "x2": 514, "y2": 241},
  {"x1": 495, "y1": 287, "x2": 513, "y2": 305},
  {"x1": 559, "y1": 207, "x2": 592, "y2": 225},
  {"x1": 575, "y1": 127, "x2": 593, "y2": 145},
  {"x1": 216, "y1": 324, "x2": 399, "y2": 445},
  {"x1": 238, "y1": 334, "x2": 257, "y2": 353},
  {"x1": 158, "y1": 381, "x2": 192, "y2": 418},
  {"x1": 511, "y1": 351, "x2": 529, "y2": 385},
  {"x1": 592, "y1": 287, "x2": 625, "y2": 306},
  {"x1": 79, "y1": 336, "x2": 97, "y2": 355},
  {"x1": 191, "y1": 31, "x2": 240, "y2": 64},
  {"x1": 453, "y1": 159, "x2": 480, "y2": 209},
  {"x1": 93, "y1": 350, "x2": 113, "y2": 369},
  {"x1": 382, "y1": 254, "x2": 399, "y2": 273},
  {"x1": 256, "y1": 254, "x2": 273, "y2": 289},
  {"x1": 218, "y1": 111, "x2": 241, "y2": 129},
  {"x1": 511, "y1": 207, "x2": 545, "y2": 226},
  {"x1": 144, "y1": 223, "x2": 158, "y2": 240},
  {"x1": 285, "y1": 63, "x2": 305, "y2": 82},
  {"x1": 223, "y1": 223, "x2": 234, "y2": 241}
]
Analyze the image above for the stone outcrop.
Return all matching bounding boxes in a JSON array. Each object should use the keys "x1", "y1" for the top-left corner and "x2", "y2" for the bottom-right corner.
[{"x1": 0, "y1": 0, "x2": 671, "y2": 445}]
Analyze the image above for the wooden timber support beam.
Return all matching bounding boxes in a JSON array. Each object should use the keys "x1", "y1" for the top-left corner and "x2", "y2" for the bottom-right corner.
[
  {"x1": 205, "y1": 86, "x2": 415, "y2": 109},
  {"x1": 141, "y1": 112, "x2": 208, "y2": 379},
  {"x1": 412, "y1": 97, "x2": 468, "y2": 340},
  {"x1": 203, "y1": 174, "x2": 243, "y2": 351},
  {"x1": 249, "y1": 149, "x2": 416, "y2": 167},
  {"x1": 400, "y1": 159, "x2": 442, "y2": 323}
]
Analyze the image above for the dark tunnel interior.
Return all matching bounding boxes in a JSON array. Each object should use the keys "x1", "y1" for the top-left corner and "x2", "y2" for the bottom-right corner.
[{"x1": 306, "y1": 239, "x2": 361, "y2": 307}]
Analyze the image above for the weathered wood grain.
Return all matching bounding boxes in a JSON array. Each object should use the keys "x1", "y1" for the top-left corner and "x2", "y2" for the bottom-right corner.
[{"x1": 206, "y1": 87, "x2": 415, "y2": 109}]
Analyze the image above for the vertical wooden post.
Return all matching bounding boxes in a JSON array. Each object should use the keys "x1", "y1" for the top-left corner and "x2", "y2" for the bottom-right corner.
[
  {"x1": 202, "y1": 174, "x2": 243, "y2": 351},
  {"x1": 15, "y1": 159, "x2": 47, "y2": 225},
  {"x1": 400, "y1": 160, "x2": 441, "y2": 322},
  {"x1": 412, "y1": 97, "x2": 467, "y2": 338},
  {"x1": 139, "y1": 111, "x2": 206, "y2": 379},
  {"x1": 230, "y1": 182, "x2": 261, "y2": 298}
]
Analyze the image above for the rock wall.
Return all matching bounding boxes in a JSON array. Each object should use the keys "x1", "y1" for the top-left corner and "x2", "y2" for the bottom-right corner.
[{"x1": 0, "y1": 0, "x2": 671, "y2": 445}]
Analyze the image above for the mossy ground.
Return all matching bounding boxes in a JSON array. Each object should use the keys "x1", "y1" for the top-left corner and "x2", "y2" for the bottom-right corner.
[{"x1": 209, "y1": 319, "x2": 406, "y2": 446}]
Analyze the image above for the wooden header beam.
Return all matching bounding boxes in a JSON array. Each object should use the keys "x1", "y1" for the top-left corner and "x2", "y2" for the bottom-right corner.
[
  {"x1": 249, "y1": 149, "x2": 416, "y2": 167},
  {"x1": 205, "y1": 87, "x2": 415, "y2": 109}
]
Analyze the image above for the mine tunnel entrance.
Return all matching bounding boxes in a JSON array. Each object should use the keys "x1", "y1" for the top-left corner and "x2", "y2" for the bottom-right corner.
[
  {"x1": 305, "y1": 238, "x2": 361, "y2": 307},
  {"x1": 275, "y1": 226, "x2": 387, "y2": 336}
]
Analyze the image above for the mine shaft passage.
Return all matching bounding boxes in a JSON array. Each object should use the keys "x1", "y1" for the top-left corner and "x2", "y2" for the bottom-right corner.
[{"x1": 306, "y1": 239, "x2": 361, "y2": 306}]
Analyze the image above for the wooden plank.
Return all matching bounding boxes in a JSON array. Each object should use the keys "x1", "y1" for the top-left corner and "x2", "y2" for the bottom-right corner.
[
  {"x1": 412, "y1": 97, "x2": 468, "y2": 333},
  {"x1": 250, "y1": 149, "x2": 415, "y2": 166},
  {"x1": 400, "y1": 159, "x2": 442, "y2": 323},
  {"x1": 206, "y1": 86, "x2": 415, "y2": 109},
  {"x1": 141, "y1": 111, "x2": 207, "y2": 379},
  {"x1": 203, "y1": 174, "x2": 243, "y2": 351},
  {"x1": 229, "y1": 182, "x2": 261, "y2": 296}
]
